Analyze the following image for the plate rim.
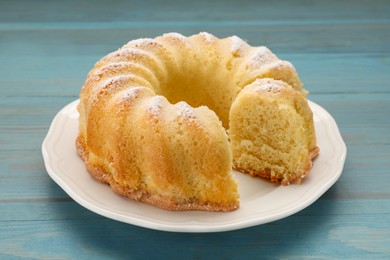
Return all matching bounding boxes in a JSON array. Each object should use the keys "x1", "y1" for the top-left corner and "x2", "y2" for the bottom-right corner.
[{"x1": 42, "y1": 99, "x2": 347, "y2": 233}]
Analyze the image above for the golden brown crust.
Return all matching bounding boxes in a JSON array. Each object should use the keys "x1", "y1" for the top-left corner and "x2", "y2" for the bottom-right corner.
[
  {"x1": 233, "y1": 146, "x2": 320, "y2": 186},
  {"x1": 76, "y1": 136, "x2": 239, "y2": 212},
  {"x1": 310, "y1": 146, "x2": 320, "y2": 160}
]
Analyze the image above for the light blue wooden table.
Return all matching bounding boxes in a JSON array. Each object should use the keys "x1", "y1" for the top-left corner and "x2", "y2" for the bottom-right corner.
[{"x1": 1, "y1": 0, "x2": 390, "y2": 258}]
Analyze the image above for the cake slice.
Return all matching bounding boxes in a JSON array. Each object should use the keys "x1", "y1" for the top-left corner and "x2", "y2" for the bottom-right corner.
[{"x1": 229, "y1": 78, "x2": 319, "y2": 185}]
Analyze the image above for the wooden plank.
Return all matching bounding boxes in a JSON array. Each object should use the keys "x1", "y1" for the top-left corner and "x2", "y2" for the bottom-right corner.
[
  {"x1": 291, "y1": 53, "x2": 390, "y2": 94},
  {"x1": 1, "y1": 53, "x2": 389, "y2": 97},
  {"x1": 0, "y1": 97, "x2": 74, "y2": 126},
  {"x1": 0, "y1": 215, "x2": 389, "y2": 258},
  {"x1": 0, "y1": 201, "x2": 100, "y2": 222},
  {"x1": 0, "y1": 175, "x2": 68, "y2": 200},
  {"x1": 1, "y1": 0, "x2": 390, "y2": 23},
  {"x1": 0, "y1": 1, "x2": 389, "y2": 258},
  {"x1": 0, "y1": 187, "x2": 389, "y2": 221},
  {"x1": 309, "y1": 94, "x2": 390, "y2": 127},
  {"x1": 1, "y1": 25, "x2": 389, "y2": 55}
]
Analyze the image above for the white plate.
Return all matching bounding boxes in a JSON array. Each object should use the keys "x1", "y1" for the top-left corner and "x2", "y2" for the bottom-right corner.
[{"x1": 42, "y1": 99, "x2": 346, "y2": 233}]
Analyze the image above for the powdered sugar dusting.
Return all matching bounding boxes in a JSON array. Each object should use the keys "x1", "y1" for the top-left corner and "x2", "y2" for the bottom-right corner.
[
  {"x1": 177, "y1": 102, "x2": 194, "y2": 116},
  {"x1": 199, "y1": 32, "x2": 214, "y2": 43},
  {"x1": 255, "y1": 83, "x2": 283, "y2": 92},
  {"x1": 176, "y1": 101, "x2": 198, "y2": 124},
  {"x1": 120, "y1": 87, "x2": 143, "y2": 101},
  {"x1": 114, "y1": 87, "x2": 146, "y2": 114},
  {"x1": 101, "y1": 75, "x2": 129, "y2": 90},
  {"x1": 124, "y1": 38, "x2": 153, "y2": 48},
  {"x1": 143, "y1": 96, "x2": 164, "y2": 124},
  {"x1": 163, "y1": 32, "x2": 186, "y2": 41},
  {"x1": 231, "y1": 35, "x2": 245, "y2": 56},
  {"x1": 91, "y1": 62, "x2": 128, "y2": 81},
  {"x1": 148, "y1": 96, "x2": 164, "y2": 114},
  {"x1": 276, "y1": 60, "x2": 294, "y2": 71},
  {"x1": 106, "y1": 48, "x2": 150, "y2": 61},
  {"x1": 248, "y1": 47, "x2": 276, "y2": 69},
  {"x1": 161, "y1": 32, "x2": 191, "y2": 48},
  {"x1": 88, "y1": 75, "x2": 127, "y2": 104}
]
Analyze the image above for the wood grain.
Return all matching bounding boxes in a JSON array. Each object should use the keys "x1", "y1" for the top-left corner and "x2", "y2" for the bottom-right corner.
[{"x1": 1, "y1": 0, "x2": 389, "y2": 258}]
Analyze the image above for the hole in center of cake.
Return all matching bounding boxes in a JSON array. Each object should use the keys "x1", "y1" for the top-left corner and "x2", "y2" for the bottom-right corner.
[{"x1": 157, "y1": 72, "x2": 239, "y2": 129}]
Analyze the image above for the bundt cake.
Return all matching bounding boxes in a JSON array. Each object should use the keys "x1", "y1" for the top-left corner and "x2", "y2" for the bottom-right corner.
[
  {"x1": 77, "y1": 32, "x2": 318, "y2": 211},
  {"x1": 230, "y1": 78, "x2": 319, "y2": 185}
]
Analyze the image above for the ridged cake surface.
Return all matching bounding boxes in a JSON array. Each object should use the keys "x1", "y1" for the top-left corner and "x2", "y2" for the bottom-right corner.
[{"x1": 77, "y1": 32, "x2": 318, "y2": 211}]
